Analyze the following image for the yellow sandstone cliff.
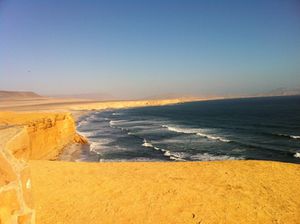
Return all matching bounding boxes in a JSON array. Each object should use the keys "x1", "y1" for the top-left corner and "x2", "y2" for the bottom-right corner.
[
  {"x1": 0, "y1": 112, "x2": 87, "y2": 224},
  {"x1": 0, "y1": 100, "x2": 192, "y2": 224}
]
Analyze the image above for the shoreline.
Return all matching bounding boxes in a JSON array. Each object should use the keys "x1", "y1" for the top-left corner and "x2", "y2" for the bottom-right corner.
[
  {"x1": 61, "y1": 101, "x2": 192, "y2": 162},
  {"x1": 66, "y1": 103, "x2": 300, "y2": 164},
  {"x1": 1, "y1": 97, "x2": 300, "y2": 223}
]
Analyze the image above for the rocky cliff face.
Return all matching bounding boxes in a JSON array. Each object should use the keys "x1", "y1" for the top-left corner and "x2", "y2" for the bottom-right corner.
[
  {"x1": 9, "y1": 114, "x2": 86, "y2": 160},
  {"x1": 0, "y1": 112, "x2": 87, "y2": 223},
  {"x1": 0, "y1": 127, "x2": 35, "y2": 224}
]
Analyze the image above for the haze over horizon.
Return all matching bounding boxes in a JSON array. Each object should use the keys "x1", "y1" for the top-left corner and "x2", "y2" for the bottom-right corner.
[{"x1": 1, "y1": 0, "x2": 300, "y2": 99}]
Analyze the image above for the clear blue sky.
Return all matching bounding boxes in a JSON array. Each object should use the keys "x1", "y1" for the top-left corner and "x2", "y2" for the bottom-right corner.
[{"x1": 0, "y1": 0, "x2": 299, "y2": 98}]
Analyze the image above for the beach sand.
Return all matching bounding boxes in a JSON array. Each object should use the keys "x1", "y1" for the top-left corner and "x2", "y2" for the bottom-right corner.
[
  {"x1": 0, "y1": 97, "x2": 200, "y2": 112},
  {"x1": 30, "y1": 160, "x2": 300, "y2": 224}
]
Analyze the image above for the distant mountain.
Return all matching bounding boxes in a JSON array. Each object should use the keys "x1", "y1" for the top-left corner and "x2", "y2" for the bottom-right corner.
[
  {"x1": 0, "y1": 90, "x2": 43, "y2": 99},
  {"x1": 260, "y1": 87, "x2": 300, "y2": 97}
]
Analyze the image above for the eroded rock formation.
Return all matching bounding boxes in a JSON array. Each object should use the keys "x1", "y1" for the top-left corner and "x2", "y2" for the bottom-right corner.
[{"x1": 0, "y1": 112, "x2": 86, "y2": 223}]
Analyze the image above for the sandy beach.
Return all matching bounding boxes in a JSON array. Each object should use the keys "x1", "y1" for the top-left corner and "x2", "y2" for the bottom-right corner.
[{"x1": 1, "y1": 97, "x2": 300, "y2": 223}]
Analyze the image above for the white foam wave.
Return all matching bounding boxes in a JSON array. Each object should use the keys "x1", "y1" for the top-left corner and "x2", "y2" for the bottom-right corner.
[
  {"x1": 90, "y1": 138, "x2": 116, "y2": 152},
  {"x1": 190, "y1": 153, "x2": 243, "y2": 161},
  {"x1": 77, "y1": 112, "x2": 100, "y2": 128},
  {"x1": 293, "y1": 152, "x2": 300, "y2": 158},
  {"x1": 162, "y1": 125, "x2": 231, "y2": 143},
  {"x1": 141, "y1": 139, "x2": 186, "y2": 161},
  {"x1": 89, "y1": 142, "x2": 102, "y2": 152},
  {"x1": 165, "y1": 151, "x2": 186, "y2": 161},
  {"x1": 142, "y1": 139, "x2": 154, "y2": 148},
  {"x1": 162, "y1": 125, "x2": 198, "y2": 134},
  {"x1": 277, "y1": 133, "x2": 300, "y2": 139},
  {"x1": 99, "y1": 157, "x2": 162, "y2": 162},
  {"x1": 109, "y1": 120, "x2": 126, "y2": 126},
  {"x1": 77, "y1": 120, "x2": 88, "y2": 127},
  {"x1": 196, "y1": 132, "x2": 230, "y2": 142},
  {"x1": 77, "y1": 130, "x2": 94, "y2": 138}
]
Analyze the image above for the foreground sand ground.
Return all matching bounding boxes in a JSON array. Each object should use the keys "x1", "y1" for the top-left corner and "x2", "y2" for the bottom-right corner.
[{"x1": 30, "y1": 160, "x2": 300, "y2": 224}]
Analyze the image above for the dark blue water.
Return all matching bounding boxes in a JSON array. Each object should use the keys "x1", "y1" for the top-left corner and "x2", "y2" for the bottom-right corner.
[{"x1": 76, "y1": 96, "x2": 300, "y2": 163}]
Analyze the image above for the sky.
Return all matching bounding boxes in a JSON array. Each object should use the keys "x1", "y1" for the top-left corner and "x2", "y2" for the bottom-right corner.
[{"x1": 0, "y1": 0, "x2": 300, "y2": 99}]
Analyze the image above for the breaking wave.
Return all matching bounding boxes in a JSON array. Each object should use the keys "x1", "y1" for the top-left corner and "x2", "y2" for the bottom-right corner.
[
  {"x1": 190, "y1": 153, "x2": 243, "y2": 161},
  {"x1": 162, "y1": 125, "x2": 231, "y2": 143},
  {"x1": 294, "y1": 152, "x2": 300, "y2": 158},
  {"x1": 109, "y1": 120, "x2": 127, "y2": 126},
  {"x1": 142, "y1": 139, "x2": 186, "y2": 161},
  {"x1": 275, "y1": 134, "x2": 300, "y2": 140},
  {"x1": 142, "y1": 139, "x2": 242, "y2": 161}
]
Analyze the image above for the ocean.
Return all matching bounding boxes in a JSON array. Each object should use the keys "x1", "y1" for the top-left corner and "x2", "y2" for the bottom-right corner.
[{"x1": 71, "y1": 96, "x2": 300, "y2": 163}]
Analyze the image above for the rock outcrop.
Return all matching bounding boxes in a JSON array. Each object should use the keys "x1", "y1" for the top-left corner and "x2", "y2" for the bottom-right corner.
[{"x1": 0, "y1": 112, "x2": 86, "y2": 223}]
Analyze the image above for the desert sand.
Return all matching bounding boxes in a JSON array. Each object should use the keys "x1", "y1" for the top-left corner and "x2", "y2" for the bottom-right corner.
[
  {"x1": 1, "y1": 96, "x2": 300, "y2": 224},
  {"x1": 0, "y1": 96, "x2": 200, "y2": 111},
  {"x1": 30, "y1": 160, "x2": 300, "y2": 224}
]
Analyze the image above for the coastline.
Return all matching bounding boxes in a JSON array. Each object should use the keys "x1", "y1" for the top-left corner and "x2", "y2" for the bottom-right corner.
[
  {"x1": 59, "y1": 99, "x2": 199, "y2": 162},
  {"x1": 1, "y1": 97, "x2": 300, "y2": 223},
  {"x1": 67, "y1": 99, "x2": 300, "y2": 163}
]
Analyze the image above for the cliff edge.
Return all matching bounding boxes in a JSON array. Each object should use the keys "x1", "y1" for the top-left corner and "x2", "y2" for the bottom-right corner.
[{"x1": 0, "y1": 112, "x2": 87, "y2": 224}]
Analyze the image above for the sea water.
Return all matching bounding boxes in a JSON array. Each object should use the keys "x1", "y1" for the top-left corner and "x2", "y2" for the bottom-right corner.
[{"x1": 75, "y1": 96, "x2": 300, "y2": 163}]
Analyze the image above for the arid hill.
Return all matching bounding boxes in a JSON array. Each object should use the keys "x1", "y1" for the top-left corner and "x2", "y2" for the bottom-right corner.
[{"x1": 0, "y1": 90, "x2": 42, "y2": 99}]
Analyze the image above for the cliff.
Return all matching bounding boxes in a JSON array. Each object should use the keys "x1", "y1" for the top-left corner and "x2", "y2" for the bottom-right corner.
[
  {"x1": 0, "y1": 99, "x2": 192, "y2": 224},
  {"x1": 0, "y1": 112, "x2": 87, "y2": 224}
]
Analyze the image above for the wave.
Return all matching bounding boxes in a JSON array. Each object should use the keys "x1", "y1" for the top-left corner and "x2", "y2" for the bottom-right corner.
[
  {"x1": 89, "y1": 141, "x2": 103, "y2": 153},
  {"x1": 99, "y1": 157, "x2": 162, "y2": 162},
  {"x1": 162, "y1": 125, "x2": 231, "y2": 143},
  {"x1": 112, "y1": 112, "x2": 123, "y2": 116},
  {"x1": 142, "y1": 139, "x2": 154, "y2": 148},
  {"x1": 77, "y1": 111, "x2": 103, "y2": 128},
  {"x1": 77, "y1": 120, "x2": 89, "y2": 127},
  {"x1": 275, "y1": 133, "x2": 300, "y2": 140},
  {"x1": 77, "y1": 130, "x2": 95, "y2": 138},
  {"x1": 90, "y1": 139, "x2": 115, "y2": 150},
  {"x1": 162, "y1": 125, "x2": 198, "y2": 134},
  {"x1": 141, "y1": 139, "x2": 242, "y2": 161},
  {"x1": 190, "y1": 153, "x2": 243, "y2": 161},
  {"x1": 294, "y1": 152, "x2": 300, "y2": 158},
  {"x1": 195, "y1": 132, "x2": 230, "y2": 142},
  {"x1": 109, "y1": 120, "x2": 127, "y2": 126},
  {"x1": 141, "y1": 139, "x2": 186, "y2": 161}
]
